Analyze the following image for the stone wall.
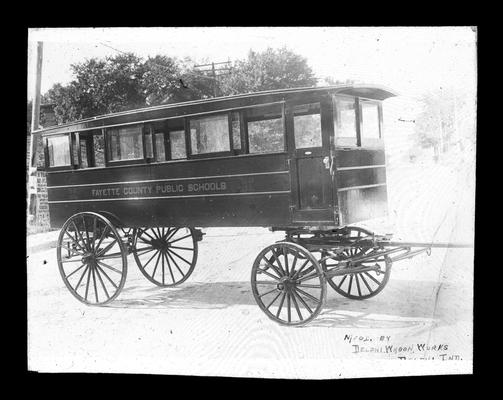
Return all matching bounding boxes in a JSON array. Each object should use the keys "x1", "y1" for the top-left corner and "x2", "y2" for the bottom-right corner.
[{"x1": 27, "y1": 134, "x2": 51, "y2": 233}]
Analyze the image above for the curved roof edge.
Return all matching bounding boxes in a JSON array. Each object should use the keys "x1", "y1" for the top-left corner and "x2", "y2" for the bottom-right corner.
[{"x1": 33, "y1": 84, "x2": 398, "y2": 135}]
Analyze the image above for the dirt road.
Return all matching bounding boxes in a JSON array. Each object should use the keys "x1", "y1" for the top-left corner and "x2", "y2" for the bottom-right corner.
[{"x1": 27, "y1": 155, "x2": 474, "y2": 378}]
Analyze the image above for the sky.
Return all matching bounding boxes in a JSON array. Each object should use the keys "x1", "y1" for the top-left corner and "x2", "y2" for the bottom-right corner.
[{"x1": 27, "y1": 27, "x2": 477, "y2": 102}]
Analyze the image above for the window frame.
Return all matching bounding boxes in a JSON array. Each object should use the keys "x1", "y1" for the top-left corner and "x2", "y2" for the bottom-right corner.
[
  {"x1": 359, "y1": 99, "x2": 384, "y2": 148},
  {"x1": 44, "y1": 133, "x2": 73, "y2": 171},
  {"x1": 105, "y1": 123, "x2": 147, "y2": 166},
  {"x1": 187, "y1": 112, "x2": 234, "y2": 159},
  {"x1": 333, "y1": 95, "x2": 360, "y2": 148},
  {"x1": 244, "y1": 103, "x2": 286, "y2": 155}
]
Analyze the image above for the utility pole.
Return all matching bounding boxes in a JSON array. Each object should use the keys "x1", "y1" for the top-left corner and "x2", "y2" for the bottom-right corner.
[
  {"x1": 194, "y1": 60, "x2": 231, "y2": 98},
  {"x1": 28, "y1": 41, "x2": 43, "y2": 223}
]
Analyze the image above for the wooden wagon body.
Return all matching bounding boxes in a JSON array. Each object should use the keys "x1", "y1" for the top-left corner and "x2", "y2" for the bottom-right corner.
[{"x1": 37, "y1": 84, "x2": 394, "y2": 230}]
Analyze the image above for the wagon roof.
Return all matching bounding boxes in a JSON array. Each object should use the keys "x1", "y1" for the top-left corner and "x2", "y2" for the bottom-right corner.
[{"x1": 33, "y1": 84, "x2": 397, "y2": 136}]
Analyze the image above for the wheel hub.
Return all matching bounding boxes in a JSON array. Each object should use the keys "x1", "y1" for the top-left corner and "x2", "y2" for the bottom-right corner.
[{"x1": 277, "y1": 276, "x2": 295, "y2": 292}]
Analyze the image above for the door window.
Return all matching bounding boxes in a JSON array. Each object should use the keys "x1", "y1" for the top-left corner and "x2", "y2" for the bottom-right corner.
[{"x1": 293, "y1": 103, "x2": 322, "y2": 149}]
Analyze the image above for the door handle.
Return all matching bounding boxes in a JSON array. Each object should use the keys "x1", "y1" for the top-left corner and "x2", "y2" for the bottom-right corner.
[{"x1": 323, "y1": 156, "x2": 330, "y2": 170}]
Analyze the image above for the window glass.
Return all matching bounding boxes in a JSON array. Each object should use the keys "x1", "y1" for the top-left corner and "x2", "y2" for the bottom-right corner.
[
  {"x1": 155, "y1": 132, "x2": 166, "y2": 161},
  {"x1": 293, "y1": 103, "x2": 322, "y2": 149},
  {"x1": 47, "y1": 135, "x2": 71, "y2": 167},
  {"x1": 71, "y1": 133, "x2": 79, "y2": 165},
  {"x1": 190, "y1": 114, "x2": 230, "y2": 155},
  {"x1": 93, "y1": 132, "x2": 106, "y2": 167},
  {"x1": 335, "y1": 98, "x2": 357, "y2": 147},
  {"x1": 231, "y1": 112, "x2": 241, "y2": 150},
  {"x1": 108, "y1": 125, "x2": 143, "y2": 161},
  {"x1": 144, "y1": 126, "x2": 153, "y2": 158},
  {"x1": 246, "y1": 104, "x2": 284, "y2": 153},
  {"x1": 169, "y1": 130, "x2": 186, "y2": 160},
  {"x1": 79, "y1": 139, "x2": 89, "y2": 168},
  {"x1": 361, "y1": 101, "x2": 381, "y2": 146}
]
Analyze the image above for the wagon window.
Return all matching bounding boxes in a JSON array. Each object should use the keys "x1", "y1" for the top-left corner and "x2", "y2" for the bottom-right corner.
[
  {"x1": 293, "y1": 103, "x2": 322, "y2": 148},
  {"x1": 335, "y1": 98, "x2": 358, "y2": 147},
  {"x1": 360, "y1": 101, "x2": 382, "y2": 147},
  {"x1": 155, "y1": 132, "x2": 166, "y2": 161},
  {"x1": 190, "y1": 114, "x2": 230, "y2": 155},
  {"x1": 169, "y1": 130, "x2": 187, "y2": 160},
  {"x1": 79, "y1": 138, "x2": 89, "y2": 168},
  {"x1": 47, "y1": 135, "x2": 71, "y2": 167},
  {"x1": 246, "y1": 104, "x2": 284, "y2": 154},
  {"x1": 231, "y1": 112, "x2": 241, "y2": 150},
  {"x1": 144, "y1": 126, "x2": 154, "y2": 159},
  {"x1": 108, "y1": 125, "x2": 144, "y2": 161}
]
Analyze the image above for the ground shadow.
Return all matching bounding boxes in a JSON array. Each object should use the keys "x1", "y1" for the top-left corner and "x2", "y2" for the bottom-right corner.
[{"x1": 105, "y1": 278, "x2": 456, "y2": 330}]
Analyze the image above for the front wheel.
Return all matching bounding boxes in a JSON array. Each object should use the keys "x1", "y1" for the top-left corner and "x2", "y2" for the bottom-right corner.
[{"x1": 251, "y1": 242, "x2": 326, "y2": 326}]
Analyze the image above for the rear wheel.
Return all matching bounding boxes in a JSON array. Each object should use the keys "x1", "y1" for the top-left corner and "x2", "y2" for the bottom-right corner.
[
  {"x1": 133, "y1": 227, "x2": 198, "y2": 287},
  {"x1": 57, "y1": 212, "x2": 128, "y2": 305}
]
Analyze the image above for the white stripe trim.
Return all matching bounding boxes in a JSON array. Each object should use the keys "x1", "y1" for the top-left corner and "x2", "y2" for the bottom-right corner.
[
  {"x1": 337, "y1": 183, "x2": 387, "y2": 192},
  {"x1": 337, "y1": 164, "x2": 386, "y2": 171},
  {"x1": 47, "y1": 170, "x2": 289, "y2": 190},
  {"x1": 48, "y1": 190, "x2": 291, "y2": 204}
]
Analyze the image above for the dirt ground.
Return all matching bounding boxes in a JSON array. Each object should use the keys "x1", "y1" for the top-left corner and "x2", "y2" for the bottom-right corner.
[{"x1": 26, "y1": 153, "x2": 475, "y2": 378}]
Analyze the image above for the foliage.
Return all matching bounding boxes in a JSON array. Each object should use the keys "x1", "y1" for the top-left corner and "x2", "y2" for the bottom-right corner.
[
  {"x1": 38, "y1": 47, "x2": 318, "y2": 125},
  {"x1": 220, "y1": 47, "x2": 318, "y2": 96}
]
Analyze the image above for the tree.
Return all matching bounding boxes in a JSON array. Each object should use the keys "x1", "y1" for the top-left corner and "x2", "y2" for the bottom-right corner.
[
  {"x1": 40, "y1": 47, "x2": 319, "y2": 124},
  {"x1": 220, "y1": 47, "x2": 318, "y2": 96}
]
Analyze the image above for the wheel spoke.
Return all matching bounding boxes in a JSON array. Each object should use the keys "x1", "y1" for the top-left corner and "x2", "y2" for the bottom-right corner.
[
  {"x1": 164, "y1": 252, "x2": 176, "y2": 284},
  {"x1": 94, "y1": 226, "x2": 110, "y2": 252},
  {"x1": 64, "y1": 230, "x2": 86, "y2": 253},
  {"x1": 295, "y1": 287, "x2": 320, "y2": 304},
  {"x1": 292, "y1": 288, "x2": 313, "y2": 314},
  {"x1": 256, "y1": 267, "x2": 280, "y2": 281},
  {"x1": 336, "y1": 274, "x2": 348, "y2": 288},
  {"x1": 96, "y1": 260, "x2": 122, "y2": 275},
  {"x1": 82, "y1": 216, "x2": 91, "y2": 250},
  {"x1": 141, "y1": 229, "x2": 157, "y2": 242},
  {"x1": 290, "y1": 290, "x2": 303, "y2": 321},
  {"x1": 151, "y1": 252, "x2": 162, "y2": 280},
  {"x1": 261, "y1": 257, "x2": 284, "y2": 278},
  {"x1": 363, "y1": 271, "x2": 381, "y2": 286},
  {"x1": 161, "y1": 250, "x2": 165, "y2": 285},
  {"x1": 165, "y1": 228, "x2": 180, "y2": 242},
  {"x1": 141, "y1": 250, "x2": 159, "y2": 270},
  {"x1": 296, "y1": 271, "x2": 320, "y2": 283},
  {"x1": 166, "y1": 250, "x2": 185, "y2": 278},
  {"x1": 296, "y1": 284, "x2": 322, "y2": 289},
  {"x1": 91, "y1": 265, "x2": 99, "y2": 303},
  {"x1": 95, "y1": 264, "x2": 118, "y2": 289},
  {"x1": 291, "y1": 259, "x2": 310, "y2": 280},
  {"x1": 94, "y1": 266, "x2": 110, "y2": 299},
  {"x1": 65, "y1": 263, "x2": 86, "y2": 279},
  {"x1": 348, "y1": 274, "x2": 354, "y2": 294},
  {"x1": 168, "y1": 233, "x2": 192, "y2": 244},
  {"x1": 271, "y1": 249, "x2": 286, "y2": 276},
  {"x1": 96, "y1": 251, "x2": 123, "y2": 260},
  {"x1": 255, "y1": 280, "x2": 279, "y2": 285},
  {"x1": 359, "y1": 273, "x2": 373, "y2": 293},
  {"x1": 169, "y1": 245, "x2": 194, "y2": 251},
  {"x1": 355, "y1": 274, "x2": 362, "y2": 297},
  {"x1": 74, "y1": 265, "x2": 89, "y2": 289},
  {"x1": 167, "y1": 248, "x2": 192, "y2": 266},
  {"x1": 284, "y1": 249, "x2": 289, "y2": 276},
  {"x1": 134, "y1": 246, "x2": 155, "y2": 256},
  {"x1": 92, "y1": 217, "x2": 98, "y2": 251},
  {"x1": 286, "y1": 292, "x2": 291, "y2": 322},
  {"x1": 96, "y1": 238, "x2": 118, "y2": 257},
  {"x1": 258, "y1": 287, "x2": 278, "y2": 299},
  {"x1": 71, "y1": 221, "x2": 88, "y2": 251},
  {"x1": 276, "y1": 292, "x2": 286, "y2": 318},
  {"x1": 265, "y1": 291, "x2": 282, "y2": 310},
  {"x1": 289, "y1": 249, "x2": 299, "y2": 277},
  {"x1": 84, "y1": 264, "x2": 92, "y2": 301}
]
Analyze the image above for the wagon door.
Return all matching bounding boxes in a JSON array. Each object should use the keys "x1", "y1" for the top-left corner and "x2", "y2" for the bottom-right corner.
[{"x1": 287, "y1": 98, "x2": 336, "y2": 225}]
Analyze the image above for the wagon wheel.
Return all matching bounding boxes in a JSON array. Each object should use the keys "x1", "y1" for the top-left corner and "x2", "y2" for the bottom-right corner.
[
  {"x1": 322, "y1": 226, "x2": 391, "y2": 300},
  {"x1": 251, "y1": 242, "x2": 326, "y2": 326},
  {"x1": 57, "y1": 212, "x2": 128, "y2": 305},
  {"x1": 133, "y1": 227, "x2": 198, "y2": 287}
]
